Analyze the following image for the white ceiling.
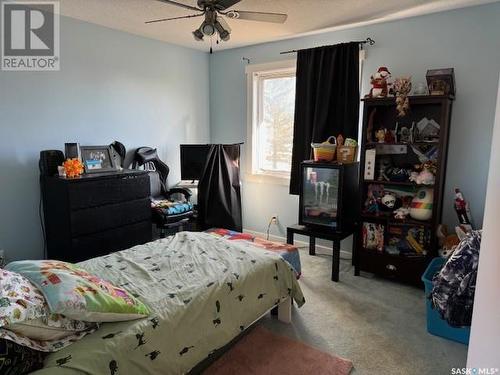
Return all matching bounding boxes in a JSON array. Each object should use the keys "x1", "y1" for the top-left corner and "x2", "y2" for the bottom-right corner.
[{"x1": 58, "y1": 0, "x2": 496, "y2": 52}]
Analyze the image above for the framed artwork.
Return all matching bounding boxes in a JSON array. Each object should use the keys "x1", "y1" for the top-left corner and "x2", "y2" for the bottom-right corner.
[{"x1": 80, "y1": 146, "x2": 116, "y2": 174}]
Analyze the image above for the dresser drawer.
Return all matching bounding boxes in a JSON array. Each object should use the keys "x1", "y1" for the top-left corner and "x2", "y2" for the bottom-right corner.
[
  {"x1": 68, "y1": 174, "x2": 150, "y2": 210},
  {"x1": 71, "y1": 220, "x2": 152, "y2": 262},
  {"x1": 71, "y1": 198, "x2": 151, "y2": 236},
  {"x1": 359, "y1": 250, "x2": 429, "y2": 286}
]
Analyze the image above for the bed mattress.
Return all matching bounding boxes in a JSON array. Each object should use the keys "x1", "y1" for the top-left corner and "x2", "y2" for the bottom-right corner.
[{"x1": 32, "y1": 231, "x2": 304, "y2": 375}]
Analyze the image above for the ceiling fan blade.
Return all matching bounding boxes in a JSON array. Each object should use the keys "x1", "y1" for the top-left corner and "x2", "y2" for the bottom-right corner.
[
  {"x1": 215, "y1": 0, "x2": 242, "y2": 10},
  {"x1": 145, "y1": 13, "x2": 204, "y2": 24},
  {"x1": 225, "y1": 10, "x2": 287, "y2": 23},
  {"x1": 155, "y1": 0, "x2": 201, "y2": 12}
]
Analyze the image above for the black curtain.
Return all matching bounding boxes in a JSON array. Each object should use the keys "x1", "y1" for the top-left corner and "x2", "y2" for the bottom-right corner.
[
  {"x1": 198, "y1": 144, "x2": 242, "y2": 232},
  {"x1": 289, "y1": 42, "x2": 360, "y2": 195}
]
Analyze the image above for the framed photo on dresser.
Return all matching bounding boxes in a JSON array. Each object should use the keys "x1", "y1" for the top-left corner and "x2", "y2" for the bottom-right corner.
[{"x1": 80, "y1": 145, "x2": 116, "y2": 174}]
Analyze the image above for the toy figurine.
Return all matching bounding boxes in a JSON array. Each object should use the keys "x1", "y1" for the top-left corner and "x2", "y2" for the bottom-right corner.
[
  {"x1": 364, "y1": 184, "x2": 384, "y2": 214},
  {"x1": 384, "y1": 128, "x2": 396, "y2": 144},
  {"x1": 367, "y1": 67, "x2": 392, "y2": 98},
  {"x1": 454, "y1": 188, "x2": 473, "y2": 226},
  {"x1": 375, "y1": 129, "x2": 386, "y2": 143},
  {"x1": 364, "y1": 193, "x2": 379, "y2": 214},
  {"x1": 337, "y1": 134, "x2": 344, "y2": 146},
  {"x1": 399, "y1": 126, "x2": 412, "y2": 143},
  {"x1": 377, "y1": 158, "x2": 391, "y2": 181}
]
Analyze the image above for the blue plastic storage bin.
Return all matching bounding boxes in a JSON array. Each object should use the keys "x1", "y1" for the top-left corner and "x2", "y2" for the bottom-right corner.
[{"x1": 421, "y1": 257, "x2": 470, "y2": 345}]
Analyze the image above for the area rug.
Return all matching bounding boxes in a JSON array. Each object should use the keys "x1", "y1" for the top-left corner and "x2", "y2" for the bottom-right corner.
[{"x1": 204, "y1": 325, "x2": 353, "y2": 375}]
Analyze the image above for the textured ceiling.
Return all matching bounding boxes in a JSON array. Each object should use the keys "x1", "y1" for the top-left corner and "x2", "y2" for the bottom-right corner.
[{"x1": 58, "y1": 0, "x2": 496, "y2": 51}]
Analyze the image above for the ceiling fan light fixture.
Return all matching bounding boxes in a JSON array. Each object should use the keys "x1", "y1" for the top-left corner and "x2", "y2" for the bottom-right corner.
[
  {"x1": 219, "y1": 30, "x2": 230, "y2": 41},
  {"x1": 215, "y1": 20, "x2": 230, "y2": 41},
  {"x1": 201, "y1": 22, "x2": 216, "y2": 36},
  {"x1": 192, "y1": 28, "x2": 204, "y2": 41}
]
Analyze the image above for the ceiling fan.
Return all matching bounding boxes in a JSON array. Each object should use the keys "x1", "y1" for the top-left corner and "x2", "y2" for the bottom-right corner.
[{"x1": 146, "y1": 0, "x2": 288, "y2": 43}]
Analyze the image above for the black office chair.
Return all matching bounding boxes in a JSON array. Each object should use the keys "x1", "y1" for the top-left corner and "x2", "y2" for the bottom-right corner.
[{"x1": 133, "y1": 147, "x2": 194, "y2": 237}]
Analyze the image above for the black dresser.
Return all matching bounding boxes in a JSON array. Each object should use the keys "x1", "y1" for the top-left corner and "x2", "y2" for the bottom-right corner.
[{"x1": 41, "y1": 170, "x2": 152, "y2": 262}]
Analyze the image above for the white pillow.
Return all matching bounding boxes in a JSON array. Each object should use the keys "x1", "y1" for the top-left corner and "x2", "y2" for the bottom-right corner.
[{"x1": 7, "y1": 314, "x2": 96, "y2": 341}]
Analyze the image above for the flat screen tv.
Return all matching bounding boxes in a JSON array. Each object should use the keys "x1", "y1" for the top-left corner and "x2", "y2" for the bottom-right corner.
[{"x1": 180, "y1": 144, "x2": 211, "y2": 181}]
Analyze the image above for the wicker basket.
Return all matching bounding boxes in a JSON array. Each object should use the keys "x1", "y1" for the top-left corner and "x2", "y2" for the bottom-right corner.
[
  {"x1": 311, "y1": 136, "x2": 337, "y2": 162},
  {"x1": 337, "y1": 145, "x2": 357, "y2": 163}
]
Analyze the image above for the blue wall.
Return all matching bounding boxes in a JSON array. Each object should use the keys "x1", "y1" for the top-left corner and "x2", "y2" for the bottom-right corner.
[
  {"x1": 1, "y1": 4, "x2": 499, "y2": 261},
  {"x1": 209, "y1": 3, "x2": 500, "y2": 241},
  {"x1": 0, "y1": 16, "x2": 210, "y2": 261}
]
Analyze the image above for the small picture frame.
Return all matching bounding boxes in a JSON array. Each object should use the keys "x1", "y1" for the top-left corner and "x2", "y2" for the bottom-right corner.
[
  {"x1": 80, "y1": 146, "x2": 117, "y2": 174},
  {"x1": 64, "y1": 143, "x2": 81, "y2": 160}
]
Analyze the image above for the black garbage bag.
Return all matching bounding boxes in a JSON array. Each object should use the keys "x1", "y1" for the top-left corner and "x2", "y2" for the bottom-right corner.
[{"x1": 430, "y1": 230, "x2": 481, "y2": 327}]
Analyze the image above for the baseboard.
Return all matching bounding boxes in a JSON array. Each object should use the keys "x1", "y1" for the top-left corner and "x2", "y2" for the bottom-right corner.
[{"x1": 243, "y1": 228, "x2": 352, "y2": 259}]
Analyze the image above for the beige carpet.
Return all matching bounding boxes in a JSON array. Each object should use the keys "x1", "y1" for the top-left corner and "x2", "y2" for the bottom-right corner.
[
  {"x1": 259, "y1": 248, "x2": 468, "y2": 374},
  {"x1": 204, "y1": 325, "x2": 353, "y2": 375}
]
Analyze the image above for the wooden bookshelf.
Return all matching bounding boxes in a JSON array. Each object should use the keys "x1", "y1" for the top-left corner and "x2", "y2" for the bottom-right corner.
[{"x1": 354, "y1": 95, "x2": 453, "y2": 286}]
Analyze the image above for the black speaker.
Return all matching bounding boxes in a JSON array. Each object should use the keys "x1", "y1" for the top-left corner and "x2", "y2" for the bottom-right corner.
[{"x1": 39, "y1": 150, "x2": 64, "y2": 176}]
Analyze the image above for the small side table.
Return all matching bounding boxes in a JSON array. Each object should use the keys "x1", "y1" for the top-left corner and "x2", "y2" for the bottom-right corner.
[{"x1": 286, "y1": 224, "x2": 356, "y2": 282}]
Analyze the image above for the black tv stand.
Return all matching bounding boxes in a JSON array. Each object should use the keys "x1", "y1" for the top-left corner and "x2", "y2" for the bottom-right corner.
[{"x1": 286, "y1": 224, "x2": 357, "y2": 282}]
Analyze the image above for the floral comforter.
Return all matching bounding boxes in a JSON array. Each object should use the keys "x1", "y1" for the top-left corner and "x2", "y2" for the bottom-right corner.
[{"x1": 33, "y1": 231, "x2": 305, "y2": 375}]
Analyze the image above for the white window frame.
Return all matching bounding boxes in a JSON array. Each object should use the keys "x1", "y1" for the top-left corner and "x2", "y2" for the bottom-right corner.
[{"x1": 245, "y1": 59, "x2": 296, "y2": 185}]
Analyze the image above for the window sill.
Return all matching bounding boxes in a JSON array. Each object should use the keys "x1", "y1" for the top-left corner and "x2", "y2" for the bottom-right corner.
[{"x1": 244, "y1": 173, "x2": 290, "y2": 186}]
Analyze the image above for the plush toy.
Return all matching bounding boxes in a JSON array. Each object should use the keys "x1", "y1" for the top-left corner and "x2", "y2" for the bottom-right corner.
[
  {"x1": 393, "y1": 76, "x2": 412, "y2": 117},
  {"x1": 436, "y1": 224, "x2": 469, "y2": 258},
  {"x1": 409, "y1": 161, "x2": 436, "y2": 185},
  {"x1": 368, "y1": 67, "x2": 392, "y2": 98},
  {"x1": 409, "y1": 169, "x2": 435, "y2": 185},
  {"x1": 380, "y1": 193, "x2": 396, "y2": 211},
  {"x1": 410, "y1": 188, "x2": 433, "y2": 221},
  {"x1": 393, "y1": 207, "x2": 410, "y2": 219}
]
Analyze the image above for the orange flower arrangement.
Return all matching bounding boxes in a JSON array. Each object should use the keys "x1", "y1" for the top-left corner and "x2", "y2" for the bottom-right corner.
[{"x1": 63, "y1": 158, "x2": 84, "y2": 178}]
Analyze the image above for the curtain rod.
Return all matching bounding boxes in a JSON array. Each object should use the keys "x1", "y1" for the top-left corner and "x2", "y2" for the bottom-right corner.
[{"x1": 279, "y1": 37, "x2": 375, "y2": 55}]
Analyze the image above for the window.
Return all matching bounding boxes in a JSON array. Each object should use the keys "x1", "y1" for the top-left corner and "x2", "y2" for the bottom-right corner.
[{"x1": 246, "y1": 60, "x2": 296, "y2": 183}]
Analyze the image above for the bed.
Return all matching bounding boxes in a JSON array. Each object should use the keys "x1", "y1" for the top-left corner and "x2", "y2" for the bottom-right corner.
[
  {"x1": 31, "y1": 231, "x2": 305, "y2": 375},
  {"x1": 205, "y1": 228, "x2": 302, "y2": 277}
]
